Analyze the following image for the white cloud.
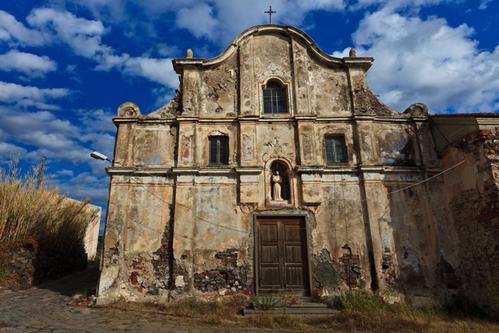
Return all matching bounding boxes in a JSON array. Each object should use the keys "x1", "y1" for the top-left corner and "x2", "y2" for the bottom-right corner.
[
  {"x1": 479, "y1": 0, "x2": 493, "y2": 9},
  {"x1": 174, "y1": 0, "x2": 345, "y2": 43},
  {"x1": 78, "y1": 109, "x2": 116, "y2": 133},
  {"x1": 156, "y1": 43, "x2": 180, "y2": 57},
  {"x1": 176, "y1": 3, "x2": 218, "y2": 39},
  {"x1": 0, "y1": 81, "x2": 69, "y2": 109},
  {"x1": 61, "y1": 0, "x2": 344, "y2": 44},
  {"x1": 298, "y1": 0, "x2": 346, "y2": 10},
  {"x1": 0, "y1": 107, "x2": 79, "y2": 141},
  {"x1": 49, "y1": 171, "x2": 109, "y2": 202},
  {"x1": 0, "y1": 105, "x2": 116, "y2": 168},
  {"x1": 152, "y1": 86, "x2": 176, "y2": 109},
  {"x1": 56, "y1": 169, "x2": 74, "y2": 177},
  {"x1": 97, "y1": 53, "x2": 178, "y2": 88},
  {"x1": 0, "y1": 50, "x2": 57, "y2": 77},
  {"x1": 80, "y1": 132, "x2": 115, "y2": 158},
  {"x1": 0, "y1": 142, "x2": 27, "y2": 158},
  {"x1": 0, "y1": 106, "x2": 90, "y2": 165},
  {"x1": 0, "y1": 10, "x2": 49, "y2": 46},
  {"x1": 61, "y1": 0, "x2": 198, "y2": 19},
  {"x1": 349, "y1": 0, "x2": 454, "y2": 11},
  {"x1": 3, "y1": 7, "x2": 179, "y2": 88},
  {"x1": 77, "y1": 109, "x2": 116, "y2": 158},
  {"x1": 120, "y1": 56, "x2": 178, "y2": 88},
  {"x1": 27, "y1": 7, "x2": 110, "y2": 58},
  {"x1": 336, "y1": 10, "x2": 499, "y2": 113},
  {"x1": 66, "y1": 0, "x2": 129, "y2": 22}
]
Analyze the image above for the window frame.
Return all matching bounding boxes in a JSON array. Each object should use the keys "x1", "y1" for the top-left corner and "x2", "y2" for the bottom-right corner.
[
  {"x1": 262, "y1": 79, "x2": 289, "y2": 115},
  {"x1": 208, "y1": 135, "x2": 229, "y2": 165},
  {"x1": 324, "y1": 134, "x2": 348, "y2": 164}
]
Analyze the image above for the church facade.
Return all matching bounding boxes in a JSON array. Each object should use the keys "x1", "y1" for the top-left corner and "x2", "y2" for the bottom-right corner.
[{"x1": 97, "y1": 25, "x2": 499, "y2": 307}]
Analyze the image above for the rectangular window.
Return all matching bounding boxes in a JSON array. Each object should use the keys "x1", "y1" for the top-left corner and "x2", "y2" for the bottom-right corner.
[
  {"x1": 325, "y1": 135, "x2": 348, "y2": 163},
  {"x1": 209, "y1": 136, "x2": 229, "y2": 165}
]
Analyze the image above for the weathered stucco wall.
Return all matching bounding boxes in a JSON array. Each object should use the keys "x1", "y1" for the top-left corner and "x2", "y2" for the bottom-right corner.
[
  {"x1": 172, "y1": 176, "x2": 249, "y2": 294},
  {"x1": 314, "y1": 178, "x2": 369, "y2": 292},
  {"x1": 97, "y1": 25, "x2": 499, "y2": 307},
  {"x1": 436, "y1": 127, "x2": 499, "y2": 312},
  {"x1": 99, "y1": 175, "x2": 174, "y2": 302},
  {"x1": 114, "y1": 122, "x2": 176, "y2": 168}
]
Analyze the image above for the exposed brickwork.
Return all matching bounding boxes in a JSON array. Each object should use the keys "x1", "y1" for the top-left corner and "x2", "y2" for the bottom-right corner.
[
  {"x1": 339, "y1": 246, "x2": 361, "y2": 288},
  {"x1": 151, "y1": 224, "x2": 171, "y2": 288},
  {"x1": 193, "y1": 249, "x2": 248, "y2": 293}
]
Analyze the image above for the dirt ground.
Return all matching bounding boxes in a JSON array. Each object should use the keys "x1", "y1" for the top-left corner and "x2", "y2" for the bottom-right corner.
[
  {"x1": 1, "y1": 266, "x2": 498, "y2": 333},
  {"x1": 0, "y1": 266, "x2": 296, "y2": 333}
]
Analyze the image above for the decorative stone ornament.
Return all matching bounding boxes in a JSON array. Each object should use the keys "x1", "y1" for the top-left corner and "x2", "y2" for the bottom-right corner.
[
  {"x1": 262, "y1": 137, "x2": 295, "y2": 162},
  {"x1": 403, "y1": 103, "x2": 429, "y2": 117},
  {"x1": 117, "y1": 102, "x2": 141, "y2": 118},
  {"x1": 186, "y1": 48, "x2": 193, "y2": 58}
]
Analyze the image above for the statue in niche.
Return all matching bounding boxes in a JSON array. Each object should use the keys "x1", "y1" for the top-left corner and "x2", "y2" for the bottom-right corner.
[
  {"x1": 269, "y1": 160, "x2": 291, "y2": 203},
  {"x1": 272, "y1": 171, "x2": 283, "y2": 201}
]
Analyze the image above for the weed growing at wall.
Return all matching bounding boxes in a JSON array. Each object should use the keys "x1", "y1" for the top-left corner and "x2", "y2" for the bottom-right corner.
[
  {"x1": 250, "y1": 295, "x2": 280, "y2": 310},
  {"x1": 331, "y1": 289, "x2": 385, "y2": 311}
]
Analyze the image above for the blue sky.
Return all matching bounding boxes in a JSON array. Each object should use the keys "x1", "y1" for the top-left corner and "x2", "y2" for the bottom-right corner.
[{"x1": 0, "y1": 0, "x2": 497, "y2": 231}]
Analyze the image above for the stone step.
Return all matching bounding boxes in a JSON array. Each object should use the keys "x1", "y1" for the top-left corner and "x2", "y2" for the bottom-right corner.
[{"x1": 285, "y1": 302, "x2": 328, "y2": 308}]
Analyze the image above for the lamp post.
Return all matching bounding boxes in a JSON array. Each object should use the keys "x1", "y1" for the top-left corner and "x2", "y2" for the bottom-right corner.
[{"x1": 90, "y1": 151, "x2": 111, "y2": 163}]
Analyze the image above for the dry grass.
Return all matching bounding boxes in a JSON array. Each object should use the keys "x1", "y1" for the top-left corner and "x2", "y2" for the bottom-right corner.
[
  {"x1": 0, "y1": 162, "x2": 95, "y2": 247},
  {"x1": 108, "y1": 295, "x2": 249, "y2": 326},
  {"x1": 0, "y1": 161, "x2": 97, "y2": 286},
  {"x1": 105, "y1": 294, "x2": 499, "y2": 333}
]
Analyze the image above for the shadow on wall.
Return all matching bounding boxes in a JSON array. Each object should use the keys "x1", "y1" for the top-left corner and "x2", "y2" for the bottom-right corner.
[{"x1": 382, "y1": 118, "x2": 499, "y2": 317}]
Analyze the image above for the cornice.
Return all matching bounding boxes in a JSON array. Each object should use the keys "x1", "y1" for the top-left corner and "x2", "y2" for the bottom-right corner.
[{"x1": 172, "y1": 25, "x2": 373, "y2": 74}]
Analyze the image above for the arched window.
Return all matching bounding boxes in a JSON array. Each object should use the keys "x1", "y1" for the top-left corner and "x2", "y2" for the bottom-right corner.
[{"x1": 263, "y1": 80, "x2": 288, "y2": 114}]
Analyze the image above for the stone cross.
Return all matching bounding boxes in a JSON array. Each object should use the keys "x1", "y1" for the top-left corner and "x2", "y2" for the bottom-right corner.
[{"x1": 264, "y1": 5, "x2": 276, "y2": 24}]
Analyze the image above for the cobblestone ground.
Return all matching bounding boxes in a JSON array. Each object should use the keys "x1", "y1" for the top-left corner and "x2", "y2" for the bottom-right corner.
[{"x1": 0, "y1": 267, "x2": 281, "y2": 333}]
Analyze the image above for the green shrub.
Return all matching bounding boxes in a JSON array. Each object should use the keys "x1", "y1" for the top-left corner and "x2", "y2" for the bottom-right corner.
[
  {"x1": 332, "y1": 289, "x2": 385, "y2": 311},
  {"x1": 251, "y1": 295, "x2": 280, "y2": 310}
]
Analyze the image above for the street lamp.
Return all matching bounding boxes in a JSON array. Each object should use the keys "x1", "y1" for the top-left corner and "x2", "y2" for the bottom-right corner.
[{"x1": 90, "y1": 151, "x2": 111, "y2": 162}]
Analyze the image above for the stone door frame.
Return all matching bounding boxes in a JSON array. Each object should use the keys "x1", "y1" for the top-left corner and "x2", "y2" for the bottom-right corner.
[{"x1": 249, "y1": 209, "x2": 315, "y2": 297}]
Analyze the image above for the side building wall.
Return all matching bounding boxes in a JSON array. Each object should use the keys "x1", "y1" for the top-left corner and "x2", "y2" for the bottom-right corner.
[{"x1": 433, "y1": 117, "x2": 499, "y2": 311}]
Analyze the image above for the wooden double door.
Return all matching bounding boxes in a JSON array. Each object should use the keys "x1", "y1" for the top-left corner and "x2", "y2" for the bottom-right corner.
[{"x1": 256, "y1": 217, "x2": 310, "y2": 295}]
